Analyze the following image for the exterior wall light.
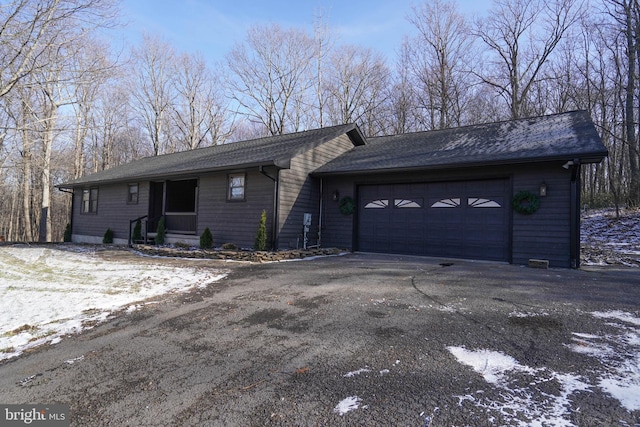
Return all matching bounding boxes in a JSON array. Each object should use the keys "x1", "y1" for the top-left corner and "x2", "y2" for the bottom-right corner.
[
  {"x1": 539, "y1": 182, "x2": 547, "y2": 197},
  {"x1": 332, "y1": 190, "x2": 340, "y2": 201}
]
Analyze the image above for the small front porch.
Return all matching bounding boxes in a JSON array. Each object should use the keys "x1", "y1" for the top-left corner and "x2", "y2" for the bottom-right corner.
[{"x1": 130, "y1": 179, "x2": 200, "y2": 245}]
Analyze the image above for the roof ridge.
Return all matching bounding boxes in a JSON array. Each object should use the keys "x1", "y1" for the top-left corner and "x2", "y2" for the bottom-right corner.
[{"x1": 371, "y1": 110, "x2": 588, "y2": 141}]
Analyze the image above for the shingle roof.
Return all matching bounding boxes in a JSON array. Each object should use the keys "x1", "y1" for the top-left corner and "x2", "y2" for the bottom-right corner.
[
  {"x1": 313, "y1": 110, "x2": 608, "y2": 176},
  {"x1": 59, "y1": 123, "x2": 365, "y2": 187}
]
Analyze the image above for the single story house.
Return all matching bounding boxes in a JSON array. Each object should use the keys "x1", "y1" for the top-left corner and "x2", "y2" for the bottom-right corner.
[{"x1": 58, "y1": 110, "x2": 607, "y2": 268}]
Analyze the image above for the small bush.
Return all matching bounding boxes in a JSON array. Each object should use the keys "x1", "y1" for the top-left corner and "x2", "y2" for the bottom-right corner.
[
  {"x1": 155, "y1": 217, "x2": 166, "y2": 245},
  {"x1": 132, "y1": 219, "x2": 142, "y2": 242},
  {"x1": 200, "y1": 227, "x2": 213, "y2": 249},
  {"x1": 222, "y1": 242, "x2": 238, "y2": 250},
  {"x1": 174, "y1": 241, "x2": 191, "y2": 249},
  {"x1": 63, "y1": 223, "x2": 72, "y2": 242},
  {"x1": 254, "y1": 209, "x2": 268, "y2": 251},
  {"x1": 103, "y1": 228, "x2": 114, "y2": 244}
]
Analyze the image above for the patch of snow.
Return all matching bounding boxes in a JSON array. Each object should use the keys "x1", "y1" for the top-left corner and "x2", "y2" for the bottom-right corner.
[
  {"x1": 565, "y1": 334, "x2": 615, "y2": 358},
  {"x1": 591, "y1": 310, "x2": 640, "y2": 326},
  {"x1": 581, "y1": 208, "x2": 640, "y2": 267},
  {"x1": 567, "y1": 311, "x2": 640, "y2": 411},
  {"x1": 333, "y1": 396, "x2": 361, "y2": 416},
  {"x1": 452, "y1": 309, "x2": 640, "y2": 419},
  {"x1": 343, "y1": 368, "x2": 371, "y2": 378},
  {"x1": 65, "y1": 355, "x2": 84, "y2": 365},
  {"x1": 422, "y1": 407, "x2": 439, "y2": 426},
  {"x1": 447, "y1": 346, "x2": 590, "y2": 426},
  {"x1": 447, "y1": 347, "x2": 533, "y2": 384},
  {"x1": 571, "y1": 332, "x2": 601, "y2": 339},
  {"x1": 598, "y1": 361, "x2": 640, "y2": 411},
  {"x1": 0, "y1": 246, "x2": 227, "y2": 361},
  {"x1": 509, "y1": 311, "x2": 549, "y2": 318}
]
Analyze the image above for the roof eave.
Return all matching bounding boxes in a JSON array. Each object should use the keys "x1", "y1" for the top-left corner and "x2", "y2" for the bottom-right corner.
[
  {"x1": 346, "y1": 126, "x2": 367, "y2": 146},
  {"x1": 56, "y1": 160, "x2": 284, "y2": 189},
  {"x1": 312, "y1": 152, "x2": 609, "y2": 177}
]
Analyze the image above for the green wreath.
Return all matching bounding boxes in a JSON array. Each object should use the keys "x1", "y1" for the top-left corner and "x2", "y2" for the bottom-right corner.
[
  {"x1": 512, "y1": 190, "x2": 540, "y2": 215},
  {"x1": 339, "y1": 196, "x2": 356, "y2": 216}
]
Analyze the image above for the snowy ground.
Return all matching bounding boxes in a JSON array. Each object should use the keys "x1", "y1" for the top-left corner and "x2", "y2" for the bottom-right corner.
[
  {"x1": 0, "y1": 245, "x2": 226, "y2": 361},
  {"x1": 0, "y1": 210, "x2": 638, "y2": 425},
  {"x1": 447, "y1": 309, "x2": 640, "y2": 425},
  {"x1": 581, "y1": 208, "x2": 640, "y2": 267}
]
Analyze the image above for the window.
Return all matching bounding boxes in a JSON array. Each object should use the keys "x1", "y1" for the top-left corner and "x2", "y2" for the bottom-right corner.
[
  {"x1": 228, "y1": 174, "x2": 245, "y2": 201},
  {"x1": 468, "y1": 198, "x2": 501, "y2": 208},
  {"x1": 128, "y1": 184, "x2": 139, "y2": 204},
  {"x1": 81, "y1": 188, "x2": 98, "y2": 214},
  {"x1": 394, "y1": 199, "x2": 422, "y2": 208},
  {"x1": 431, "y1": 198, "x2": 460, "y2": 208},
  {"x1": 364, "y1": 199, "x2": 389, "y2": 209}
]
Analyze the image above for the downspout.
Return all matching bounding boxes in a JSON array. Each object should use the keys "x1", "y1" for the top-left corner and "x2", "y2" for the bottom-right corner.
[
  {"x1": 318, "y1": 178, "x2": 323, "y2": 247},
  {"x1": 259, "y1": 166, "x2": 279, "y2": 250},
  {"x1": 569, "y1": 159, "x2": 582, "y2": 269}
]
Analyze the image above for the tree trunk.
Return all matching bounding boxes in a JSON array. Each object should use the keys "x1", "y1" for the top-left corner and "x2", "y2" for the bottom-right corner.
[
  {"x1": 631, "y1": 0, "x2": 640, "y2": 206},
  {"x1": 39, "y1": 103, "x2": 55, "y2": 242},
  {"x1": 21, "y1": 141, "x2": 34, "y2": 241}
]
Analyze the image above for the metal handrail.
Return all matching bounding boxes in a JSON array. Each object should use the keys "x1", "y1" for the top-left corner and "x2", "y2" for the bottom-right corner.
[{"x1": 128, "y1": 215, "x2": 148, "y2": 247}]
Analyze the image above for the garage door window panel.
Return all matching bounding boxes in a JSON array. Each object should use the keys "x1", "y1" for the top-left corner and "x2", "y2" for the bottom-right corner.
[
  {"x1": 364, "y1": 199, "x2": 389, "y2": 209},
  {"x1": 394, "y1": 198, "x2": 422, "y2": 208},
  {"x1": 431, "y1": 198, "x2": 461, "y2": 208},
  {"x1": 468, "y1": 197, "x2": 501, "y2": 208}
]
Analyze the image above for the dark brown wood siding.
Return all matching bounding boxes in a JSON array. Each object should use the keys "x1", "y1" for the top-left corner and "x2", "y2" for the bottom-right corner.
[
  {"x1": 277, "y1": 134, "x2": 355, "y2": 249},
  {"x1": 72, "y1": 181, "x2": 149, "y2": 242},
  {"x1": 197, "y1": 169, "x2": 275, "y2": 249},
  {"x1": 321, "y1": 167, "x2": 512, "y2": 251},
  {"x1": 321, "y1": 162, "x2": 575, "y2": 267},
  {"x1": 511, "y1": 164, "x2": 572, "y2": 268},
  {"x1": 319, "y1": 177, "x2": 356, "y2": 249}
]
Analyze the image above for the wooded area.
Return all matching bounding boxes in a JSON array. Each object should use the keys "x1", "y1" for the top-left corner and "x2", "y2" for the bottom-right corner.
[{"x1": 0, "y1": 0, "x2": 638, "y2": 242}]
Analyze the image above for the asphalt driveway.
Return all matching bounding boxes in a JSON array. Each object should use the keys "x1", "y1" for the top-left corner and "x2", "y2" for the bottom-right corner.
[{"x1": 1, "y1": 252, "x2": 639, "y2": 426}]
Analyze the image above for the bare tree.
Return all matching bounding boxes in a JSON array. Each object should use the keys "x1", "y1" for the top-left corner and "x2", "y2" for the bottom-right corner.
[
  {"x1": 311, "y1": 10, "x2": 334, "y2": 129},
  {"x1": 89, "y1": 81, "x2": 136, "y2": 172},
  {"x1": 0, "y1": 0, "x2": 119, "y2": 241},
  {"x1": 172, "y1": 52, "x2": 230, "y2": 150},
  {"x1": 406, "y1": 0, "x2": 474, "y2": 129},
  {"x1": 69, "y1": 38, "x2": 115, "y2": 178},
  {"x1": 130, "y1": 33, "x2": 177, "y2": 155},
  {"x1": 325, "y1": 45, "x2": 390, "y2": 134},
  {"x1": 387, "y1": 38, "x2": 419, "y2": 134},
  {"x1": 614, "y1": 0, "x2": 640, "y2": 206},
  {"x1": 473, "y1": 0, "x2": 584, "y2": 119},
  {"x1": 0, "y1": 0, "x2": 117, "y2": 100},
  {"x1": 226, "y1": 24, "x2": 315, "y2": 136}
]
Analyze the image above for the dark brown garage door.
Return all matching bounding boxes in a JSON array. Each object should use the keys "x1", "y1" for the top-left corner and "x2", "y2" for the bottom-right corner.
[{"x1": 357, "y1": 179, "x2": 510, "y2": 261}]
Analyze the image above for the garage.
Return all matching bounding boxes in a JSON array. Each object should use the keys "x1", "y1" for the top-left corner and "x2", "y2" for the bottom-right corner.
[{"x1": 357, "y1": 179, "x2": 510, "y2": 261}]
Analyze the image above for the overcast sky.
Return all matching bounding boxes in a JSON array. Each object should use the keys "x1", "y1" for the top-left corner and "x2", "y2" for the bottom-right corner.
[{"x1": 114, "y1": 0, "x2": 491, "y2": 64}]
